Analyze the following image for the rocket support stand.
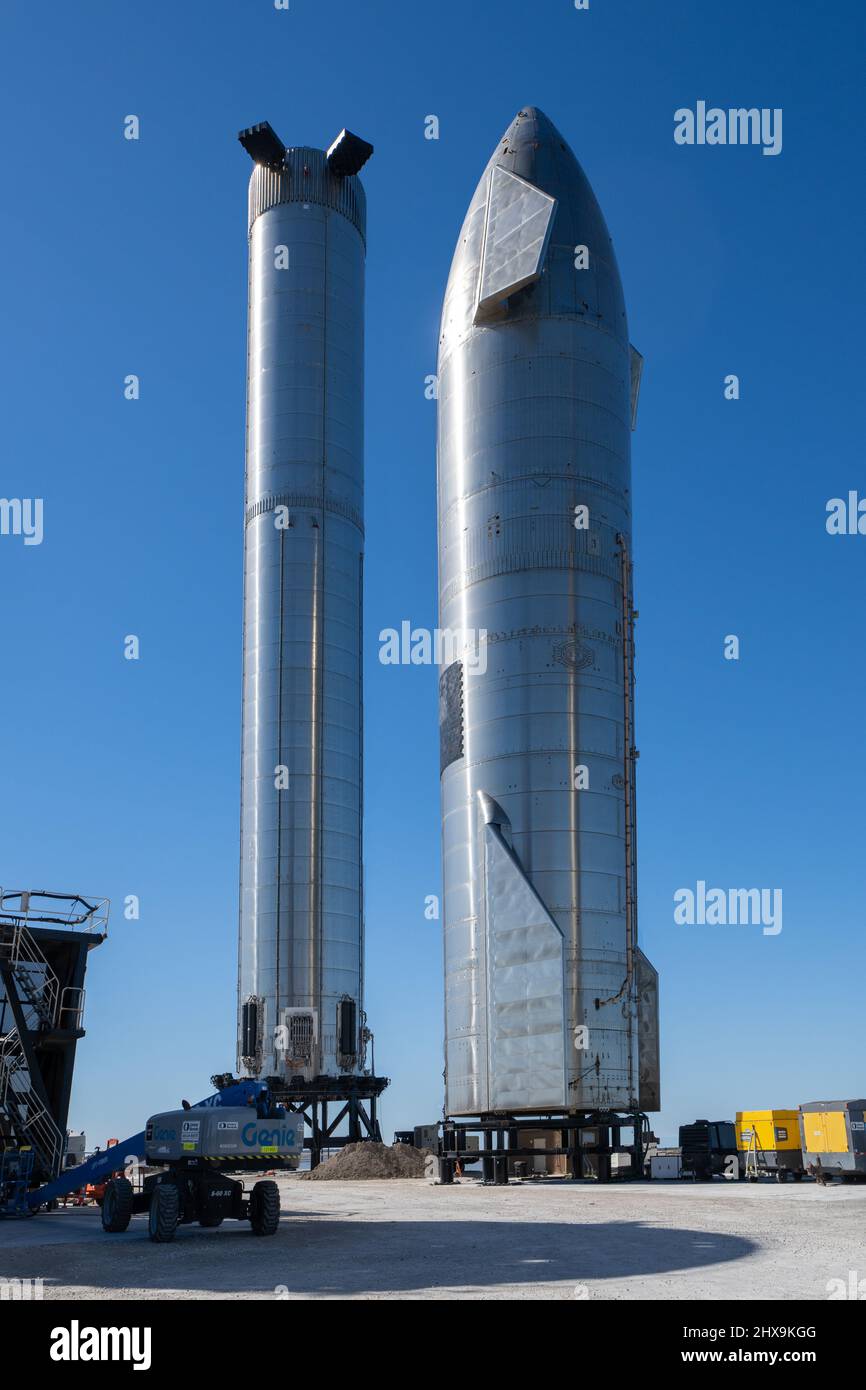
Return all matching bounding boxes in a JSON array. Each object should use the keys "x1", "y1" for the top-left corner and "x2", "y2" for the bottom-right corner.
[{"x1": 438, "y1": 1111, "x2": 652, "y2": 1185}]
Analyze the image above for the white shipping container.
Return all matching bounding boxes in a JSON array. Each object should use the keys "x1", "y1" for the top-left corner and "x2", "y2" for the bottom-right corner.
[{"x1": 651, "y1": 1154, "x2": 682, "y2": 1181}]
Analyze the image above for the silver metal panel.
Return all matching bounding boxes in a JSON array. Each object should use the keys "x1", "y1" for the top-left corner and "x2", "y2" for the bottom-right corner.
[
  {"x1": 636, "y1": 947, "x2": 660, "y2": 1110},
  {"x1": 238, "y1": 146, "x2": 367, "y2": 1081},
  {"x1": 437, "y1": 108, "x2": 659, "y2": 1115},
  {"x1": 482, "y1": 800, "x2": 567, "y2": 1111},
  {"x1": 475, "y1": 167, "x2": 557, "y2": 319}
]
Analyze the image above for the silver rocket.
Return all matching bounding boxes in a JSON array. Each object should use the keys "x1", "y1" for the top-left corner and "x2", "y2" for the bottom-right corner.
[
  {"x1": 236, "y1": 123, "x2": 373, "y2": 1083},
  {"x1": 437, "y1": 108, "x2": 659, "y2": 1117}
]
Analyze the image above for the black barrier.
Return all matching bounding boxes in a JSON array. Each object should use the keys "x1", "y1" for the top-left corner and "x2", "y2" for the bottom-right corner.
[{"x1": 2, "y1": 1298, "x2": 858, "y2": 1374}]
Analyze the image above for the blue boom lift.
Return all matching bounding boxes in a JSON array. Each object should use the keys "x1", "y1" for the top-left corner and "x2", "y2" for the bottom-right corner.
[
  {"x1": 1, "y1": 892, "x2": 302, "y2": 1235},
  {"x1": 23, "y1": 1080, "x2": 269, "y2": 1211}
]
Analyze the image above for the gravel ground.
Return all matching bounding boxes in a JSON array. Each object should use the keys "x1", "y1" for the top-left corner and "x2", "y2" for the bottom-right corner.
[{"x1": 1, "y1": 1177, "x2": 863, "y2": 1301}]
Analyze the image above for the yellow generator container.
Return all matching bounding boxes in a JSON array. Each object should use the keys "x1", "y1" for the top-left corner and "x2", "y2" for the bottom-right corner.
[
  {"x1": 736, "y1": 1110, "x2": 803, "y2": 1182},
  {"x1": 799, "y1": 1101, "x2": 866, "y2": 1181}
]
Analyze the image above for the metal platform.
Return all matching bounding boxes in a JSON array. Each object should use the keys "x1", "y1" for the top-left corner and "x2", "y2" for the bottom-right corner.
[
  {"x1": 439, "y1": 1110, "x2": 653, "y2": 1185},
  {"x1": 0, "y1": 889, "x2": 107, "y2": 1188},
  {"x1": 212, "y1": 1072, "x2": 389, "y2": 1169}
]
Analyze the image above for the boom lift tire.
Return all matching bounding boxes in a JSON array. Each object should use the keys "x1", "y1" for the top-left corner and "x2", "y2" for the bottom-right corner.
[
  {"x1": 249, "y1": 1179, "x2": 280, "y2": 1236},
  {"x1": 101, "y1": 1177, "x2": 134, "y2": 1233},
  {"x1": 148, "y1": 1181, "x2": 179, "y2": 1243}
]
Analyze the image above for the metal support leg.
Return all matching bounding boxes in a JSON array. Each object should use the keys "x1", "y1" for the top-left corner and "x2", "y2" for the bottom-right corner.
[
  {"x1": 439, "y1": 1126, "x2": 455, "y2": 1184},
  {"x1": 494, "y1": 1128, "x2": 509, "y2": 1185},
  {"x1": 309, "y1": 1100, "x2": 322, "y2": 1170},
  {"x1": 566, "y1": 1126, "x2": 580, "y2": 1180}
]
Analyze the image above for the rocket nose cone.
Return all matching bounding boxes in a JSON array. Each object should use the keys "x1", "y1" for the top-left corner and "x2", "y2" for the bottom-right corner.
[
  {"x1": 483, "y1": 106, "x2": 621, "y2": 297},
  {"x1": 492, "y1": 106, "x2": 571, "y2": 188},
  {"x1": 439, "y1": 106, "x2": 627, "y2": 355},
  {"x1": 498, "y1": 106, "x2": 563, "y2": 153},
  {"x1": 492, "y1": 107, "x2": 609, "y2": 244}
]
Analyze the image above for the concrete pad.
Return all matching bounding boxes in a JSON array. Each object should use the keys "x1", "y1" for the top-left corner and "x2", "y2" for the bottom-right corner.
[{"x1": 1, "y1": 1177, "x2": 863, "y2": 1300}]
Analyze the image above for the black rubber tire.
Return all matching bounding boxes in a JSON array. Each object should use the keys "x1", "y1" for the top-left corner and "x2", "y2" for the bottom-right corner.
[
  {"x1": 148, "y1": 1182, "x2": 179, "y2": 1243},
  {"x1": 249, "y1": 1180, "x2": 280, "y2": 1237},
  {"x1": 102, "y1": 1177, "x2": 134, "y2": 1233},
  {"x1": 199, "y1": 1215, "x2": 223, "y2": 1228}
]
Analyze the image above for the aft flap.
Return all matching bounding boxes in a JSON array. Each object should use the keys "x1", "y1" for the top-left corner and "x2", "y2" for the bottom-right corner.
[{"x1": 482, "y1": 811, "x2": 567, "y2": 1111}]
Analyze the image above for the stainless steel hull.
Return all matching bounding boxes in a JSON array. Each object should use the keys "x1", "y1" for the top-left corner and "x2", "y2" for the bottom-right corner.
[
  {"x1": 437, "y1": 108, "x2": 659, "y2": 1116},
  {"x1": 238, "y1": 145, "x2": 367, "y2": 1081}
]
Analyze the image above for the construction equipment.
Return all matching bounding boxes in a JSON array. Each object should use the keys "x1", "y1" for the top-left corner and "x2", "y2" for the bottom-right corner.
[
  {"x1": 736, "y1": 1109, "x2": 804, "y2": 1182},
  {"x1": 26, "y1": 1078, "x2": 272, "y2": 1210},
  {"x1": 679, "y1": 1120, "x2": 738, "y2": 1180},
  {"x1": 799, "y1": 1100, "x2": 866, "y2": 1182},
  {"x1": 100, "y1": 1101, "x2": 303, "y2": 1243},
  {"x1": 0, "y1": 889, "x2": 107, "y2": 1188}
]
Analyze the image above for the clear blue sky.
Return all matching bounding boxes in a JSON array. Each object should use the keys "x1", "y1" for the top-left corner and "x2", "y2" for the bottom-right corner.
[{"x1": 1, "y1": 0, "x2": 863, "y2": 1149}]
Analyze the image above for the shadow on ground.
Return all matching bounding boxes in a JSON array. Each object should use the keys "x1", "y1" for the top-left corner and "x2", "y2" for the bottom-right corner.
[{"x1": 1, "y1": 1215, "x2": 757, "y2": 1298}]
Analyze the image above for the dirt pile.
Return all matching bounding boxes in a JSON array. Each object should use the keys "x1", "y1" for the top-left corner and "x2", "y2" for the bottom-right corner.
[{"x1": 298, "y1": 1142, "x2": 432, "y2": 1181}]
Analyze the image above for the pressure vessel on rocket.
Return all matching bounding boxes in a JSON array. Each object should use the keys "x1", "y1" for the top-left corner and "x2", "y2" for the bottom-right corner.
[{"x1": 436, "y1": 108, "x2": 660, "y2": 1117}]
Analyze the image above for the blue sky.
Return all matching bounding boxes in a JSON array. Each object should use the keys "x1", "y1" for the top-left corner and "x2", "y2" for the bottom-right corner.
[{"x1": 1, "y1": 0, "x2": 863, "y2": 1149}]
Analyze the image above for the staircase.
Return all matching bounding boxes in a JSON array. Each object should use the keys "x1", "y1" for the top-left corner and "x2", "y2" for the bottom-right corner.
[
  {"x1": 1, "y1": 918, "x2": 59, "y2": 1026},
  {"x1": 0, "y1": 917, "x2": 63, "y2": 1178},
  {"x1": 0, "y1": 1029, "x2": 63, "y2": 1177}
]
